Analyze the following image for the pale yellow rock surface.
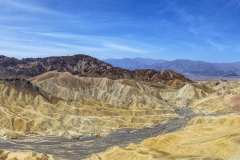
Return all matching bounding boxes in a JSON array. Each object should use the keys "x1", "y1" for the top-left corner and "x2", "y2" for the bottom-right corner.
[
  {"x1": 84, "y1": 80, "x2": 240, "y2": 160},
  {"x1": 2, "y1": 71, "x2": 240, "y2": 160},
  {"x1": 0, "y1": 150, "x2": 55, "y2": 160},
  {"x1": 31, "y1": 71, "x2": 171, "y2": 109},
  {"x1": 159, "y1": 83, "x2": 212, "y2": 107},
  {"x1": 189, "y1": 81, "x2": 240, "y2": 114},
  {"x1": 0, "y1": 71, "x2": 178, "y2": 138},
  {"x1": 158, "y1": 80, "x2": 240, "y2": 114},
  {"x1": 87, "y1": 114, "x2": 240, "y2": 160},
  {"x1": 1, "y1": 72, "x2": 239, "y2": 138}
]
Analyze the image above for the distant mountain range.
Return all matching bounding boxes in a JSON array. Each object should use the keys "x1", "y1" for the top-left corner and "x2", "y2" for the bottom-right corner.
[
  {"x1": 105, "y1": 58, "x2": 167, "y2": 70},
  {"x1": 105, "y1": 58, "x2": 240, "y2": 80}
]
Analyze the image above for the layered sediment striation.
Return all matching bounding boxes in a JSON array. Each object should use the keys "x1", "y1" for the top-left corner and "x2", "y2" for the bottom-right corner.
[
  {"x1": 0, "y1": 71, "x2": 179, "y2": 138},
  {"x1": 1, "y1": 54, "x2": 240, "y2": 160}
]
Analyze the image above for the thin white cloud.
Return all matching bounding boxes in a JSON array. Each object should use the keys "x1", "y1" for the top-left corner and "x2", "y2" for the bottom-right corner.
[
  {"x1": 0, "y1": 29, "x2": 149, "y2": 59},
  {"x1": 52, "y1": 43, "x2": 105, "y2": 53},
  {"x1": 103, "y1": 42, "x2": 146, "y2": 53},
  {"x1": 206, "y1": 39, "x2": 229, "y2": 51},
  {"x1": 32, "y1": 31, "x2": 149, "y2": 53},
  {"x1": 33, "y1": 32, "x2": 118, "y2": 42},
  {"x1": 0, "y1": 0, "x2": 66, "y2": 16}
]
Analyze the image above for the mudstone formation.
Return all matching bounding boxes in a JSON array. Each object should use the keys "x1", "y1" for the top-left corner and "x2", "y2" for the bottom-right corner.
[{"x1": 0, "y1": 54, "x2": 239, "y2": 160}]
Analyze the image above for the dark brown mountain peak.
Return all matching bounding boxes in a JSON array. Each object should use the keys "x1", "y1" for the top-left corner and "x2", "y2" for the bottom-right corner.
[
  {"x1": 0, "y1": 55, "x2": 19, "y2": 67},
  {"x1": 133, "y1": 69, "x2": 190, "y2": 82},
  {"x1": 0, "y1": 54, "x2": 191, "y2": 85}
]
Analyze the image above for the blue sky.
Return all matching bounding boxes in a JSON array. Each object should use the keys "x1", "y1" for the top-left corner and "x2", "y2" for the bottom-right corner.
[{"x1": 0, "y1": 0, "x2": 240, "y2": 62}]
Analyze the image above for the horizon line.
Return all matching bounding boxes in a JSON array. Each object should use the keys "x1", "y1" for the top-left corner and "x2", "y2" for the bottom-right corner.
[{"x1": 1, "y1": 53, "x2": 240, "y2": 64}]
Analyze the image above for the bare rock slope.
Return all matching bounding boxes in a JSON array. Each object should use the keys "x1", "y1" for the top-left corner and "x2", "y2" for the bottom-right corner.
[
  {"x1": 85, "y1": 80, "x2": 240, "y2": 160},
  {"x1": 3, "y1": 54, "x2": 239, "y2": 160},
  {"x1": 0, "y1": 54, "x2": 190, "y2": 85},
  {"x1": 0, "y1": 73, "x2": 178, "y2": 138},
  {"x1": 0, "y1": 54, "x2": 193, "y2": 138}
]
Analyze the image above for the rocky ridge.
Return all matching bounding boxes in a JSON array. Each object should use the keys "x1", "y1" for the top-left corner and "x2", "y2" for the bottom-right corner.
[
  {"x1": 0, "y1": 72, "x2": 178, "y2": 138},
  {"x1": 0, "y1": 54, "x2": 190, "y2": 85},
  {"x1": 1, "y1": 54, "x2": 240, "y2": 160}
]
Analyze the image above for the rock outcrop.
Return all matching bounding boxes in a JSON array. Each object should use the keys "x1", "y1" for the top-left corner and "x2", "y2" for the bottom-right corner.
[
  {"x1": 0, "y1": 54, "x2": 192, "y2": 138},
  {"x1": 2, "y1": 54, "x2": 240, "y2": 160},
  {"x1": 31, "y1": 71, "x2": 171, "y2": 108},
  {"x1": 0, "y1": 150, "x2": 55, "y2": 160},
  {"x1": 0, "y1": 72, "x2": 177, "y2": 138},
  {"x1": 0, "y1": 54, "x2": 190, "y2": 85}
]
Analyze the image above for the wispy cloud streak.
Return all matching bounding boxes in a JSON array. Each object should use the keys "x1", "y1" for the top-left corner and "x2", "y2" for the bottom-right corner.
[{"x1": 0, "y1": 0, "x2": 64, "y2": 16}]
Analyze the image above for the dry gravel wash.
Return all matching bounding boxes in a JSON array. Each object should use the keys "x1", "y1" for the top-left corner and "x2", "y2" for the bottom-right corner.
[{"x1": 0, "y1": 107, "x2": 194, "y2": 160}]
